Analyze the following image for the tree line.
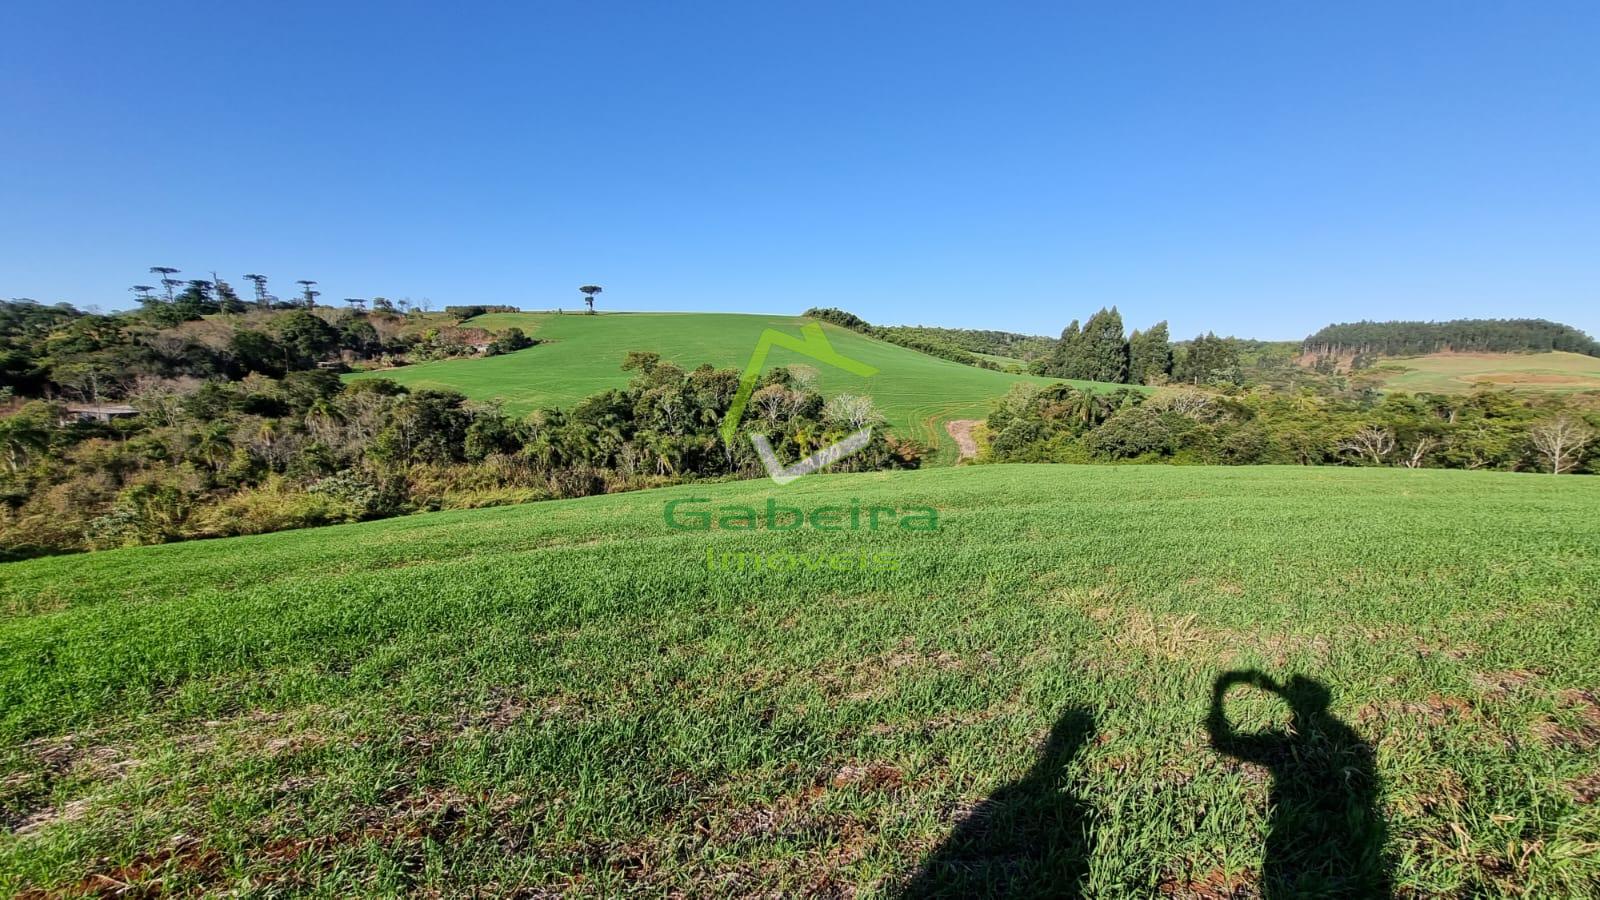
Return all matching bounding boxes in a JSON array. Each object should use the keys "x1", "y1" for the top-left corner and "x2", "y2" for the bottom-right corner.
[
  {"x1": 802, "y1": 308, "x2": 1011, "y2": 370},
  {"x1": 876, "y1": 325, "x2": 1056, "y2": 365},
  {"x1": 124, "y1": 267, "x2": 442, "y2": 323},
  {"x1": 1034, "y1": 307, "x2": 1183, "y2": 385},
  {"x1": 983, "y1": 381, "x2": 1595, "y2": 475},
  {"x1": 1303, "y1": 318, "x2": 1600, "y2": 359},
  {"x1": 0, "y1": 290, "x2": 537, "y2": 405}
]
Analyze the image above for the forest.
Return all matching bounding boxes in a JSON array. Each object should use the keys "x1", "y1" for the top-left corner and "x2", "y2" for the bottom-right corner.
[{"x1": 1302, "y1": 318, "x2": 1600, "y2": 358}]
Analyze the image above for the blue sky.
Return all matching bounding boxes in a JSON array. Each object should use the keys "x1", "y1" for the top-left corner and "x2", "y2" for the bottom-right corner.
[{"x1": 3, "y1": 1, "x2": 1596, "y2": 340}]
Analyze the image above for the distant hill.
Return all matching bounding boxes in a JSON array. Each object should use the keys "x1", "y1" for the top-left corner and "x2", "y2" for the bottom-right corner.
[
  {"x1": 1303, "y1": 318, "x2": 1600, "y2": 358},
  {"x1": 349, "y1": 312, "x2": 1130, "y2": 460},
  {"x1": 1364, "y1": 350, "x2": 1600, "y2": 394}
]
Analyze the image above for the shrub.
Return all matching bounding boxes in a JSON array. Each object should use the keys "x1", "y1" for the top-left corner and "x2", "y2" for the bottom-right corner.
[
  {"x1": 85, "y1": 482, "x2": 194, "y2": 548},
  {"x1": 195, "y1": 478, "x2": 363, "y2": 537},
  {"x1": 1085, "y1": 407, "x2": 1188, "y2": 459}
]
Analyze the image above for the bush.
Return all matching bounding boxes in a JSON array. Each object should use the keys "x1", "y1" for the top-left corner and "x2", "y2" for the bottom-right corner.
[
  {"x1": 306, "y1": 470, "x2": 386, "y2": 517},
  {"x1": 485, "y1": 327, "x2": 536, "y2": 356},
  {"x1": 548, "y1": 465, "x2": 607, "y2": 499},
  {"x1": 195, "y1": 478, "x2": 365, "y2": 537},
  {"x1": 1085, "y1": 407, "x2": 1188, "y2": 459},
  {"x1": 85, "y1": 482, "x2": 194, "y2": 548}
]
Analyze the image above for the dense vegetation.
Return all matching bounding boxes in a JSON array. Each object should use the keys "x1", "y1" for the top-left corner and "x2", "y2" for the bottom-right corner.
[
  {"x1": 1033, "y1": 307, "x2": 1184, "y2": 386},
  {"x1": 2, "y1": 465, "x2": 1596, "y2": 895},
  {"x1": 0, "y1": 290, "x2": 533, "y2": 407},
  {"x1": 983, "y1": 380, "x2": 1598, "y2": 474},
  {"x1": 1304, "y1": 318, "x2": 1600, "y2": 359},
  {"x1": 1034, "y1": 308, "x2": 1292, "y2": 392},
  {"x1": 0, "y1": 348, "x2": 921, "y2": 558},
  {"x1": 875, "y1": 325, "x2": 1055, "y2": 365},
  {"x1": 443, "y1": 305, "x2": 521, "y2": 318}
]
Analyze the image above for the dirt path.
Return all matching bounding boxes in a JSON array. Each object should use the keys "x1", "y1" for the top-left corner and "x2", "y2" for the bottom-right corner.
[{"x1": 945, "y1": 419, "x2": 981, "y2": 461}]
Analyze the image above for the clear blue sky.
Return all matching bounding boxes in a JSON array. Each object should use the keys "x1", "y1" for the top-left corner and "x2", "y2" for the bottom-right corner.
[{"x1": 3, "y1": 1, "x2": 1596, "y2": 340}]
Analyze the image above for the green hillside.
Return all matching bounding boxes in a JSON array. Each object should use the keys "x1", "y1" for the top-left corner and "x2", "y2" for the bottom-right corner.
[
  {"x1": 348, "y1": 312, "x2": 1110, "y2": 457},
  {"x1": 4, "y1": 465, "x2": 1598, "y2": 895}
]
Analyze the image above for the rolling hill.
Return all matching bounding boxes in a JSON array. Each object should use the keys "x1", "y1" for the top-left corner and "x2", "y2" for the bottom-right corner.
[
  {"x1": 3, "y1": 465, "x2": 1597, "y2": 895},
  {"x1": 1367, "y1": 351, "x2": 1600, "y2": 394},
  {"x1": 347, "y1": 312, "x2": 1121, "y2": 458}
]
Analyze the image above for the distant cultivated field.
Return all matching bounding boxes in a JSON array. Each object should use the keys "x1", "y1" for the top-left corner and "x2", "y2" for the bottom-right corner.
[
  {"x1": 348, "y1": 313, "x2": 1114, "y2": 459},
  {"x1": 3, "y1": 465, "x2": 1597, "y2": 896},
  {"x1": 1374, "y1": 351, "x2": 1600, "y2": 393},
  {"x1": 972, "y1": 350, "x2": 1026, "y2": 368}
]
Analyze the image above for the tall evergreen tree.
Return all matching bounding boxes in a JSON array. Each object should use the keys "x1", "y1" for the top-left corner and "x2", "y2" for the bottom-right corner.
[
  {"x1": 1177, "y1": 332, "x2": 1242, "y2": 385},
  {"x1": 1129, "y1": 321, "x2": 1174, "y2": 384},
  {"x1": 1080, "y1": 307, "x2": 1129, "y2": 383},
  {"x1": 1048, "y1": 320, "x2": 1084, "y2": 378}
]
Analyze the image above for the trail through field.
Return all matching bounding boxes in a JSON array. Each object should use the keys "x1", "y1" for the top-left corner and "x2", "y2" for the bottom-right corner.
[{"x1": 945, "y1": 419, "x2": 980, "y2": 460}]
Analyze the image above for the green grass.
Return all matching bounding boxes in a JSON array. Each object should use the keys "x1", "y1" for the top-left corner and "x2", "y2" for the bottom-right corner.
[
  {"x1": 3, "y1": 465, "x2": 1598, "y2": 895},
  {"x1": 1373, "y1": 351, "x2": 1600, "y2": 394},
  {"x1": 348, "y1": 312, "x2": 1116, "y2": 459}
]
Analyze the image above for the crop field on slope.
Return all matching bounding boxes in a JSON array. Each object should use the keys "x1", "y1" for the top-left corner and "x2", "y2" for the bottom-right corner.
[
  {"x1": 1373, "y1": 351, "x2": 1600, "y2": 394},
  {"x1": 348, "y1": 313, "x2": 1107, "y2": 459},
  {"x1": 3, "y1": 465, "x2": 1598, "y2": 896},
  {"x1": 972, "y1": 350, "x2": 1027, "y2": 368}
]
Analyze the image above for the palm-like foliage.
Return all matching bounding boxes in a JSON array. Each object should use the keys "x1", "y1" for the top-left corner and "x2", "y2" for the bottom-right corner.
[
  {"x1": 243, "y1": 274, "x2": 270, "y2": 306},
  {"x1": 149, "y1": 267, "x2": 180, "y2": 300},
  {"x1": 190, "y1": 423, "x2": 236, "y2": 473}
]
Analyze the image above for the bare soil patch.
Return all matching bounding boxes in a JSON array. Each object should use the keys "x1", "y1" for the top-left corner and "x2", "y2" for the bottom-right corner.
[{"x1": 944, "y1": 419, "x2": 980, "y2": 461}]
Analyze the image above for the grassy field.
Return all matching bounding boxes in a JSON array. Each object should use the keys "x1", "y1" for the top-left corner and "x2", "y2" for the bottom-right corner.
[
  {"x1": 3, "y1": 465, "x2": 1598, "y2": 896},
  {"x1": 1372, "y1": 351, "x2": 1600, "y2": 394},
  {"x1": 348, "y1": 313, "x2": 1113, "y2": 459}
]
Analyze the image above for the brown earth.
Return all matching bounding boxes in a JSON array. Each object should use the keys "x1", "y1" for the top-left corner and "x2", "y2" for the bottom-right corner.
[{"x1": 945, "y1": 420, "x2": 980, "y2": 461}]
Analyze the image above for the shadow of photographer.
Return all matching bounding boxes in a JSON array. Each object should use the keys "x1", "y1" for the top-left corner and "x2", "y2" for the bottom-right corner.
[
  {"x1": 900, "y1": 670, "x2": 1390, "y2": 897},
  {"x1": 1207, "y1": 670, "x2": 1393, "y2": 898},
  {"x1": 900, "y1": 708, "x2": 1096, "y2": 898}
]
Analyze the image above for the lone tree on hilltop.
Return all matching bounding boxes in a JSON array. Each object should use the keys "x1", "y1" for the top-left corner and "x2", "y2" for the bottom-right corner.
[
  {"x1": 244, "y1": 274, "x2": 270, "y2": 307},
  {"x1": 580, "y1": 284, "x2": 602, "y2": 314},
  {"x1": 149, "y1": 266, "x2": 180, "y2": 301}
]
